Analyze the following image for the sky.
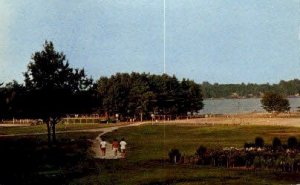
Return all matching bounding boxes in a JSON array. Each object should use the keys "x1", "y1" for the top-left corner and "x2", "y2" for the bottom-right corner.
[{"x1": 0, "y1": 0, "x2": 300, "y2": 84}]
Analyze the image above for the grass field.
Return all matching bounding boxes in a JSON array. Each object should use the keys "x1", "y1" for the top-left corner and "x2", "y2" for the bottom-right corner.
[
  {"x1": 1, "y1": 124, "x2": 300, "y2": 184},
  {"x1": 0, "y1": 122, "x2": 121, "y2": 135},
  {"x1": 82, "y1": 125, "x2": 300, "y2": 184}
]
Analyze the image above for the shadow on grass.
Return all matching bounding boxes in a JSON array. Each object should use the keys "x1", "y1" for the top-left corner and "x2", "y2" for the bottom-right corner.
[{"x1": 0, "y1": 132, "x2": 100, "y2": 185}]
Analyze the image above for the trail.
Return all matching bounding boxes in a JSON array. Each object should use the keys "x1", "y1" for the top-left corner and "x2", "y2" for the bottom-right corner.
[
  {"x1": 91, "y1": 122, "x2": 147, "y2": 159},
  {"x1": 91, "y1": 126, "x2": 122, "y2": 159}
]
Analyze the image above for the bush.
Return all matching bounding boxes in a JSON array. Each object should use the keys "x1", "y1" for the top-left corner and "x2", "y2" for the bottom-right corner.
[
  {"x1": 272, "y1": 137, "x2": 282, "y2": 149},
  {"x1": 168, "y1": 149, "x2": 181, "y2": 164},
  {"x1": 255, "y1": 137, "x2": 264, "y2": 147},
  {"x1": 196, "y1": 145, "x2": 207, "y2": 157},
  {"x1": 287, "y1": 136, "x2": 298, "y2": 149}
]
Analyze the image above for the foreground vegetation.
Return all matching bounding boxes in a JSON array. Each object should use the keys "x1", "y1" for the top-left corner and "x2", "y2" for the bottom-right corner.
[
  {"x1": 2, "y1": 124, "x2": 300, "y2": 184},
  {"x1": 0, "y1": 132, "x2": 100, "y2": 185}
]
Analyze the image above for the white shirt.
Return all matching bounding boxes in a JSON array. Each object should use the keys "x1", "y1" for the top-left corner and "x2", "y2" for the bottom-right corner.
[
  {"x1": 120, "y1": 141, "x2": 127, "y2": 150},
  {"x1": 100, "y1": 141, "x2": 107, "y2": 148}
]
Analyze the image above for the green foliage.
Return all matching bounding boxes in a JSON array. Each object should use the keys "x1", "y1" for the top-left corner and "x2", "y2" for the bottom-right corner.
[
  {"x1": 20, "y1": 41, "x2": 96, "y2": 144},
  {"x1": 0, "y1": 81, "x2": 25, "y2": 119},
  {"x1": 97, "y1": 73, "x2": 203, "y2": 118},
  {"x1": 24, "y1": 41, "x2": 92, "y2": 91},
  {"x1": 260, "y1": 92, "x2": 290, "y2": 113}
]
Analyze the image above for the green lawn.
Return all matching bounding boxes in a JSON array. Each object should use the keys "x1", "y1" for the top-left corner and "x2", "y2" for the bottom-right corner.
[
  {"x1": 1, "y1": 124, "x2": 300, "y2": 184},
  {"x1": 0, "y1": 123, "x2": 119, "y2": 135},
  {"x1": 85, "y1": 125, "x2": 300, "y2": 185}
]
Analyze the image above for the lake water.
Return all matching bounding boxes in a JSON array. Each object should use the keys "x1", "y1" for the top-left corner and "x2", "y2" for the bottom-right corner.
[{"x1": 200, "y1": 98, "x2": 300, "y2": 115}]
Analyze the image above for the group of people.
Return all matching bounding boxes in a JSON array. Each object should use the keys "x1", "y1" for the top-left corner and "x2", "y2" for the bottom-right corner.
[{"x1": 100, "y1": 138, "x2": 127, "y2": 158}]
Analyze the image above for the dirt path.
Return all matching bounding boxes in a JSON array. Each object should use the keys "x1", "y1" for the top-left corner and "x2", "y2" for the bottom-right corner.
[
  {"x1": 91, "y1": 122, "x2": 147, "y2": 159},
  {"x1": 91, "y1": 126, "x2": 122, "y2": 159}
]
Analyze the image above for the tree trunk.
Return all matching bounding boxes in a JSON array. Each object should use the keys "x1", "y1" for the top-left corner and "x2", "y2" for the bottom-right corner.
[
  {"x1": 52, "y1": 120, "x2": 56, "y2": 144},
  {"x1": 46, "y1": 121, "x2": 51, "y2": 146}
]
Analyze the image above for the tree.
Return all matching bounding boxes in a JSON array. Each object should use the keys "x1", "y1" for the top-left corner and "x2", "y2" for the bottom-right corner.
[
  {"x1": 260, "y1": 92, "x2": 290, "y2": 113},
  {"x1": 0, "y1": 81, "x2": 26, "y2": 120},
  {"x1": 0, "y1": 83, "x2": 8, "y2": 119},
  {"x1": 180, "y1": 79, "x2": 203, "y2": 115},
  {"x1": 23, "y1": 41, "x2": 94, "y2": 145}
]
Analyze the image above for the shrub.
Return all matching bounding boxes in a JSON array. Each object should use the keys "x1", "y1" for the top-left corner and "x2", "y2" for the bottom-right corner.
[
  {"x1": 255, "y1": 137, "x2": 264, "y2": 147},
  {"x1": 196, "y1": 145, "x2": 207, "y2": 157},
  {"x1": 287, "y1": 137, "x2": 298, "y2": 149},
  {"x1": 168, "y1": 149, "x2": 181, "y2": 164},
  {"x1": 272, "y1": 137, "x2": 281, "y2": 149}
]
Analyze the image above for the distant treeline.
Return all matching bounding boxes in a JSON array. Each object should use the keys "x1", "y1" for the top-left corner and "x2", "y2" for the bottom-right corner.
[{"x1": 201, "y1": 79, "x2": 300, "y2": 99}]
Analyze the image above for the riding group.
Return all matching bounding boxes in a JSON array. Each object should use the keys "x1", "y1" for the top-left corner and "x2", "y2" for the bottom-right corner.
[{"x1": 100, "y1": 138, "x2": 127, "y2": 158}]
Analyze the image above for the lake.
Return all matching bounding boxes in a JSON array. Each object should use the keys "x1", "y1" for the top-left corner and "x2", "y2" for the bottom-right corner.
[{"x1": 200, "y1": 98, "x2": 300, "y2": 115}]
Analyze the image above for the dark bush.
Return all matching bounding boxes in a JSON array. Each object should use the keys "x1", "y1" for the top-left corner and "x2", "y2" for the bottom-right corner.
[
  {"x1": 196, "y1": 145, "x2": 207, "y2": 157},
  {"x1": 287, "y1": 136, "x2": 298, "y2": 149},
  {"x1": 255, "y1": 137, "x2": 264, "y2": 147},
  {"x1": 168, "y1": 149, "x2": 181, "y2": 164},
  {"x1": 272, "y1": 137, "x2": 282, "y2": 149}
]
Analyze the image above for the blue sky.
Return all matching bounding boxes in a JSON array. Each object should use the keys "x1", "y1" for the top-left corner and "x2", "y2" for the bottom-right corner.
[{"x1": 0, "y1": 0, "x2": 299, "y2": 84}]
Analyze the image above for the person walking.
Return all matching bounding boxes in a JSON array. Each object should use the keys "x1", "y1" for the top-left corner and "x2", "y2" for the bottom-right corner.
[
  {"x1": 112, "y1": 139, "x2": 119, "y2": 157},
  {"x1": 120, "y1": 138, "x2": 127, "y2": 158},
  {"x1": 100, "y1": 139, "x2": 107, "y2": 157}
]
